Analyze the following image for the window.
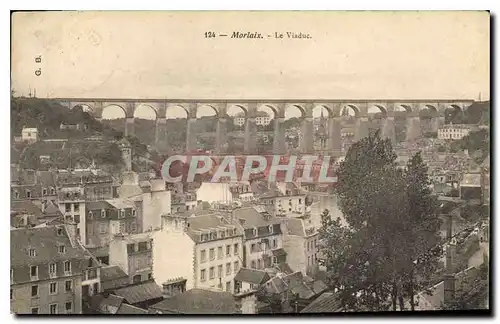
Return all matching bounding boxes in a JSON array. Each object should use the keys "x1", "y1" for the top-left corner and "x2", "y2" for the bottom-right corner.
[
  {"x1": 119, "y1": 223, "x2": 125, "y2": 233},
  {"x1": 26, "y1": 190, "x2": 31, "y2": 198},
  {"x1": 299, "y1": 198, "x2": 302, "y2": 204},
  {"x1": 226, "y1": 245, "x2": 231, "y2": 256},
  {"x1": 31, "y1": 308, "x2": 39, "y2": 314},
  {"x1": 200, "y1": 269, "x2": 206, "y2": 282},
  {"x1": 268, "y1": 225, "x2": 273, "y2": 234},
  {"x1": 200, "y1": 250, "x2": 206, "y2": 263},
  {"x1": 65, "y1": 302, "x2": 72, "y2": 314},
  {"x1": 218, "y1": 265, "x2": 223, "y2": 278},
  {"x1": 120, "y1": 209, "x2": 125, "y2": 218},
  {"x1": 49, "y1": 282, "x2": 57, "y2": 295},
  {"x1": 226, "y1": 281, "x2": 231, "y2": 292},
  {"x1": 74, "y1": 203, "x2": 80, "y2": 212},
  {"x1": 99, "y1": 223, "x2": 107, "y2": 234},
  {"x1": 49, "y1": 263, "x2": 57, "y2": 276},
  {"x1": 257, "y1": 259, "x2": 261, "y2": 269},
  {"x1": 64, "y1": 261, "x2": 71, "y2": 274},
  {"x1": 43, "y1": 188, "x2": 47, "y2": 196},
  {"x1": 252, "y1": 228, "x2": 257, "y2": 236},
  {"x1": 10, "y1": 269, "x2": 13, "y2": 282},
  {"x1": 29, "y1": 249, "x2": 36, "y2": 257},
  {"x1": 50, "y1": 304, "x2": 57, "y2": 314},
  {"x1": 30, "y1": 266, "x2": 38, "y2": 279},
  {"x1": 132, "y1": 209, "x2": 136, "y2": 217},
  {"x1": 65, "y1": 280, "x2": 72, "y2": 292},
  {"x1": 209, "y1": 267, "x2": 215, "y2": 279},
  {"x1": 272, "y1": 239, "x2": 277, "y2": 249},
  {"x1": 88, "y1": 211, "x2": 94, "y2": 219},
  {"x1": 217, "y1": 246, "x2": 223, "y2": 259},
  {"x1": 101, "y1": 209, "x2": 106, "y2": 218},
  {"x1": 234, "y1": 244, "x2": 239, "y2": 255},
  {"x1": 272, "y1": 256, "x2": 278, "y2": 265},
  {"x1": 10, "y1": 289, "x2": 13, "y2": 300},
  {"x1": 133, "y1": 274, "x2": 141, "y2": 284},
  {"x1": 148, "y1": 273, "x2": 153, "y2": 280},
  {"x1": 209, "y1": 248, "x2": 215, "y2": 260},
  {"x1": 14, "y1": 191, "x2": 19, "y2": 199},
  {"x1": 51, "y1": 188, "x2": 55, "y2": 195},
  {"x1": 251, "y1": 260, "x2": 256, "y2": 269},
  {"x1": 65, "y1": 203, "x2": 71, "y2": 213},
  {"x1": 234, "y1": 261, "x2": 239, "y2": 273},
  {"x1": 251, "y1": 244, "x2": 256, "y2": 253},
  {"x1": 31, "y1": 285, "x2": 38, "y2": 297},
  {"x1": 226, "y1": 263, "x2": 231, "y2": 275},
  {"x1": 59, "y1": 245, "x2": 66, "y2": 253}
]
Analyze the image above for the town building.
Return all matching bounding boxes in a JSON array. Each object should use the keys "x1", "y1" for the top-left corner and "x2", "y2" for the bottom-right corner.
[
  {"x1": 438, "y1": 124, "x2": 478, "y2": 140},
  {"x1": 281, "y1": 217, "x2": 320, "y2": 276},
  {"x1": 232, "y1": 206, "x2": 286, "y2": 271},
  {"x1": 21, "y1": 127, "x2": 38, "y2": 143},
  {"x1": 252, "y1": 182, "x2": 307, "y2": 217},
  {"x1": 11, "y1": 168, "x2": 58, "y2": 203},
  {"x1": 10, "y1": 224, "x2": 86, "y2": 314},
  {"x1": 153, "y1": 214, "x2": 244, "y2": 293},
  {"x1": 230, "y1": 182, "x2": 254, "y2": 203},
  {"x1": 100, "y1": 265, "x2": 130, "y2": 292},
  {"x1": 108, "y1": 232, "x2": 154, "y2": 285},
  {"x1": 234, "y1": 268, "x2": 271, "y2": 294}
]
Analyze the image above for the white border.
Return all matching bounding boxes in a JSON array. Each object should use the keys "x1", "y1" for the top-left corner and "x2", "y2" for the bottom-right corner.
[{"x1": 2, "y1": 1, "x2": 497, "y2": 324}]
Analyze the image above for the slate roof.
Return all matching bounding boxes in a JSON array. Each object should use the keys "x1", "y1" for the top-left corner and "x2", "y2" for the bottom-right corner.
[
  {"x1": 271, "y1": 248, "x2": 287, "y2": 257},
  {"x1": 114, "y1": 281, "x2": 164, "y2": 304},
  {"x1": 89, "y1": 294, "x2": 124, "y2": 314},
  {"x1": 11, "y1": 200, "x2": 43, "y2": 217},
  {"x1": 234, "y1": 268, "x2": 271, "y2": 285},
  {"x1": 116, "y1": 303, "x2": 148, "y2": 314},
  {"x1": 37, "y1": 170, "x2": 56, "y2": 187},
  {"x1": 264, "y1": 271, "x2": 327, "y2": 300},
  {"x1": 150, "y1": 288, "x2": 238, "y2": 314},
  {"x1": 10, "y1": 226, "x2": 86, "y2": 267},
  {"x1": 101, "y1": 265, "x2": 128, "y2": 282},
  {"x1": 86, "y1": 201, "x2": 115, "y2": 211},
  {"x1": 233, "y1": 207, "x2": 280, "y2": 228},
  {"x1": 300, "y1": 292, "x2": 342, "y2": 313}
]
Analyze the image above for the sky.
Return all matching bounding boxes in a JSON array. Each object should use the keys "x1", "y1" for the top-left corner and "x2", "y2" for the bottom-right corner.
[{"x1": 12, "y1": 11, "x2": 490, "y2": 119}]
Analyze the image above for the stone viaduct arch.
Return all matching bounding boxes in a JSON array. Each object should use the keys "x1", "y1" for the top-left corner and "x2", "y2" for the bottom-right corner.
[{"x1": 55, "y1": 98, "x2": 476, "y2": 155}]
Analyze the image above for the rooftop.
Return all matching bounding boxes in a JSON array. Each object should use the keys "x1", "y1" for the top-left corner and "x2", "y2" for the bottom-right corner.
[
  {"x1": 100, "y1": 265, "x2": 128, "y2": 282},
  {"x1": 149, "y1": 288, "x2": 238, "y2": 314},
  {"x1": 234, "y1": 268, "x2": 271, "y2": 285},
  {"x1": 300, "y1": 292, "x2": 342, "y2": 313},
  {"x1": 114, "y1": 281, "x2": 164, "y2": 305}
]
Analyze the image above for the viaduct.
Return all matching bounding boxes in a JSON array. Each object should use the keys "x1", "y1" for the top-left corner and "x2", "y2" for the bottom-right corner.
[{"x1": 51, "y1": 98, "x2": 476, "y2": 155}]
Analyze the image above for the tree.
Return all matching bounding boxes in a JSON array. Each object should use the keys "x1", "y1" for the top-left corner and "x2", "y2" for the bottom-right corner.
[
  {"x1": 320, "y1": 131, "x2": 442, "y2": 312},
  {"x1": 401, "y1": 152, "x2": 442, "y2": 310}
]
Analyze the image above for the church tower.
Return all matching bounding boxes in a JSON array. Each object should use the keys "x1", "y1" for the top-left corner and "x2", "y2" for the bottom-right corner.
[
  {"x1": 118, "y1": 137, "x2": 132, "y2": 171},
  {"x1": 317, "y1": 109, "x2": 328, "y2": 149}
]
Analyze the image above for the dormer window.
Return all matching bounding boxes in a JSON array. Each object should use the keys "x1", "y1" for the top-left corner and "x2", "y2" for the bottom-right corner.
[
  {"x1": 42, "y1": 188, "x2": 47, "y2": 196},
  {"x1": 252, "y1": 228, "x2": 257, "y2": 236},
  {"x1": 268, "y1": 225, "x2": 273, "y2": 234},
  {"x1": 132, "y1": 209, "x2": 136, "y2": 217},
  {"x1": 57, "y1": 228, "x2": 64, "y2": 236},
  {"x1": 29, "y1": 249, "x2": 36, "y2": 257},
  {"x1": 59, "y1": 245, "x2": 66, "y2": 253},
  {"x1": 51, "y1": 188, "x2": 55, "y2": 195},
  {"x1": 120, "y1": 209, "x2": 125, "y2": 219},
  {"x1": 88, "y1": 211, "x2": 93, "y2": 219},
  {"x1": 101, "y1": 209, "x2": 106, "y2": 218},
  {"x1": 220, "y1": 231, "x2": 225, "y2": 239}
]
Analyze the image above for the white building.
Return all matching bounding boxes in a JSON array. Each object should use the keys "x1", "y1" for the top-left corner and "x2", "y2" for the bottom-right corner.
[
  {"x1": 438, "y1": 124, "x2": 477, "y2": 140},
  {"x1": 21, "y1": 127, "x2": 38, "y2": 143},
  {"x1": 281, "y1": 217, "x2": 320, "y2": 276},
  {"x1": 153, "y1": 214, "x2": 244, "y2": 294}
]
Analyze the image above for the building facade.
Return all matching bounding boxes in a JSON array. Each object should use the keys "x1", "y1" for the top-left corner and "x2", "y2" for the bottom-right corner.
[{"x1": 10, "y1": 225, "x2": 86, "y2": 314}]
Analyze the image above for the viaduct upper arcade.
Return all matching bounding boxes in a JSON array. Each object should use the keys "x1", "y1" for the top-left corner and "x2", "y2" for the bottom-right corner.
[{"x1": 54, "y1": 98, "x2": 475, "y2": 155}]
